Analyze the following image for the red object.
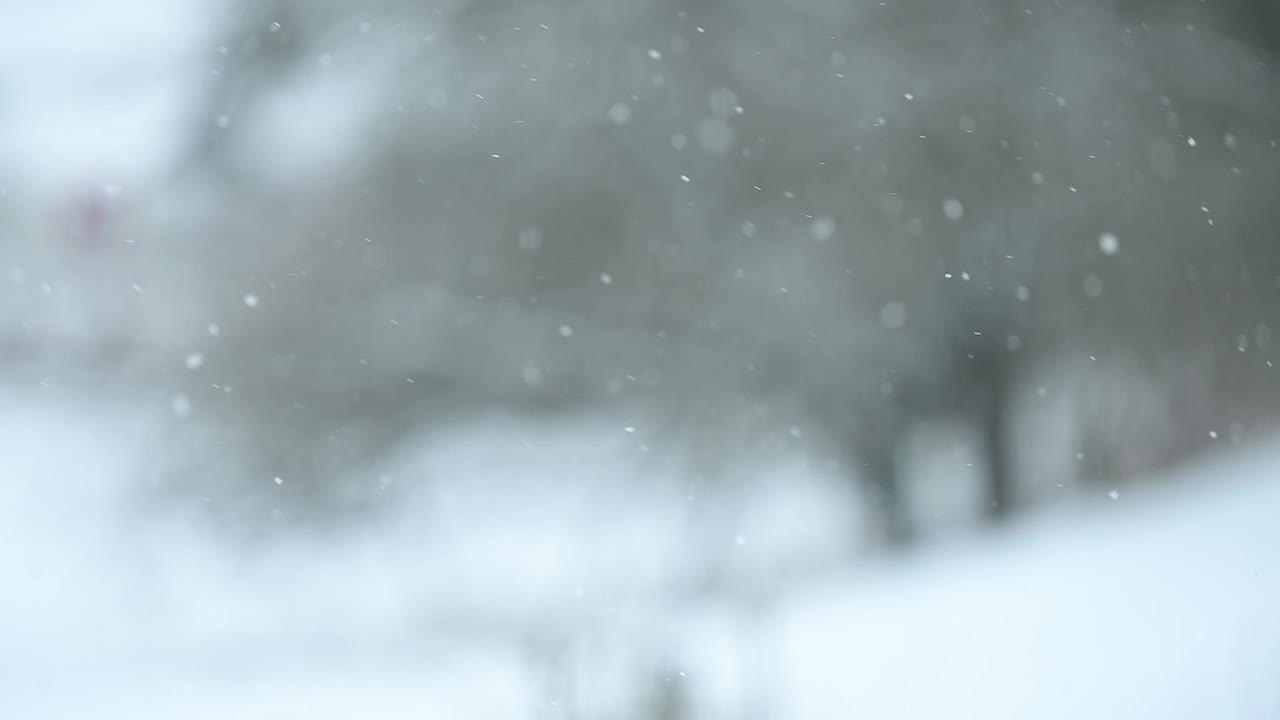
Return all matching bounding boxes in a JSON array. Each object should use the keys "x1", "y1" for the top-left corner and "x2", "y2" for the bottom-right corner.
[{"x1": 63, "y1": 186, "x2": 118, "y2": 252}]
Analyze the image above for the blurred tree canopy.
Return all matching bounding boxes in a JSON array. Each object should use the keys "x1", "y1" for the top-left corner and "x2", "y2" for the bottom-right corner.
[{"x1": 149, "y1": 0, "x2": 1280, "y2": 536}]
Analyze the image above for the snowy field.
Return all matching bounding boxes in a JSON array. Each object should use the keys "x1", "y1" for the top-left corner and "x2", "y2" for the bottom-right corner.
[{"x1": 3, "y1": 386, "x2": 1277, "y2": 719}]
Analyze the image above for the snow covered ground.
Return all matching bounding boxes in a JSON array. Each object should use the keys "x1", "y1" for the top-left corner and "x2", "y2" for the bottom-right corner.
[
  {"x1": 2, "y1": 385, "x2": 1278, "y2": 719},
  {"x1": 770, "y1": 450, "x2": 1280, "y2": 720}
]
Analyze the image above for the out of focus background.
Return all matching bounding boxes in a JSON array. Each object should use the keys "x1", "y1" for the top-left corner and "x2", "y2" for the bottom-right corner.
[{"x1": 3, "y1": 0, "x2": 1280, "y2": 717}]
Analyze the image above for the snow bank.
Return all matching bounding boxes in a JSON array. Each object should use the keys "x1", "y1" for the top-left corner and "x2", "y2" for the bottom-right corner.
[
  {"x1": 768, "y1": 445, "x2": 1280, "y2": 719},
  {"x1": 2, "y1": 386, "x2": 1277, "y2": 719}
]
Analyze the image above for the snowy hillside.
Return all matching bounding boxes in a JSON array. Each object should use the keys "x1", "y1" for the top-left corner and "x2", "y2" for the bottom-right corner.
[
  {"x1": 2, "y1": 387, "x2": 1277, "y2": 719},
  {"x1": 770, "y1": 449, "x2": 1280, "y2": 720}
]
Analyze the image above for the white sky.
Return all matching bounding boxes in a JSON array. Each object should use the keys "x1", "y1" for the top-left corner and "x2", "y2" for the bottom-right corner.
[{"x1": 0, "y1": 0, "x2": 228, "y2": 198}]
